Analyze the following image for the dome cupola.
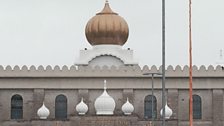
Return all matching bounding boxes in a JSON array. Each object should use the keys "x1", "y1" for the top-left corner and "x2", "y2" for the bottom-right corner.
[
  {"x1": 85, "y1": 1, "x2": 129, "y2": 46},
  {"x1": 94, "y1": 80, "x2": 116, "y2": 115},
  {"x1": 76, "y1": 97, "x2": 88, "y2": 115},
  {"x1": 121, "y1": 97, "x2": 134, "y2": 115},
  {"x1": 37, "y1": 102, "x2": 50, "y2": 119},
  {"x1": 160, "y1": 102, "x2": 173, "y2": 119}
]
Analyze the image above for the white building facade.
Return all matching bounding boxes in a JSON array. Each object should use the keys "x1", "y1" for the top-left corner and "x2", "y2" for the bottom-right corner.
[{"x1": 0, "y1": 1, "x2": 224, "y2": 126}]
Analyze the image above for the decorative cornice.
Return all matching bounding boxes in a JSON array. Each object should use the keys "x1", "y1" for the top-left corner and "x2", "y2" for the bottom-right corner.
[{"x1": 0, "y1": 65, "x2": 223, "y2": 78}]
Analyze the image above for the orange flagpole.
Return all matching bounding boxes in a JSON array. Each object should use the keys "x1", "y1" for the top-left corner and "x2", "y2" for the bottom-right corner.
[{"x1": 189, "y1": 0, "x2": 193, "y2": 126}]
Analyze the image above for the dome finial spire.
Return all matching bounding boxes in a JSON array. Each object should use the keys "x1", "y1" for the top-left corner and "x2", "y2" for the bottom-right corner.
[
  {"x1": 104, "y1": 80, "x2": 107, "y2": 90},
  {"x1": 105, "y1": 0, "x2": 109, "y2": 3},
  {"x1": 94, "y1": 79, "x2": 116, "y2": 115},
  {"x1": 76, "y1": 97, "x2": 88, "y2": 115}
]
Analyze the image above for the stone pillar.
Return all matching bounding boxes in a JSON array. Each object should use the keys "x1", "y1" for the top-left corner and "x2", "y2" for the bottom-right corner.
[
  {"x1": 78, "y1": 89, "x2": 89, "y2": 114},
  {"x1": 122, "y1": 89, "x2": 134, "y2": 115},
  {"x1": 212, "y1": 89, "x2": 223, "y2": 126},
  {"x1": 0, "y1": 101, "x2": 3, "y2": 122},
  {"x1": 167, "y1": 89, "x2": 178, "y2": 119},
  {"x1": 33, "y1": 89, "x2": 45, "y2": 119},
  {"x1": 166, "y1": 89, "x2": 178, "y2": 126},
  {"x1": 123, "y1": 89, "x2": 134, "y2": 101},
  {"x1": 78, "y1": 89, "x2": 89, "y2": 101}
]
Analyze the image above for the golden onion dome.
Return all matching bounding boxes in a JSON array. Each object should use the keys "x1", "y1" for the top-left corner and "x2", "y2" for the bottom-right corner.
[{"x1": 85, "y1": 1, "x2": 129, "y2": 46}]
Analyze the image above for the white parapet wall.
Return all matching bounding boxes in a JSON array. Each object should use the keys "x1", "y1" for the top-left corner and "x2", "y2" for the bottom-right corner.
[{"x1": 0, "y1": 65, "x2": 223, "y2": 78}]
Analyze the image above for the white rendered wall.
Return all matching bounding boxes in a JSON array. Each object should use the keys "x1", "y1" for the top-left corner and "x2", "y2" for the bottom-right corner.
[
  {"x1": 89, "y1": 56, "x2": 124, "y2": 68},
  {"x1": 75, "y1": 45, "x2": 138, "y2": 67}
]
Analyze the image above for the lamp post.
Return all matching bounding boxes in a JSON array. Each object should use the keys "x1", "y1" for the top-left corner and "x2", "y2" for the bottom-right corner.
[
  {"x1": 162, "y1": 0, "x2": 166, "y2": 125},
  {"x1": 143, "y1": 72, "x2": 162, "y2": 126}
]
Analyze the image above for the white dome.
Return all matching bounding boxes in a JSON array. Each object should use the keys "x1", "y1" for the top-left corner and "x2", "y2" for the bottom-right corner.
[
  {"x1": 37, "y1": 102, "x2": 50, "y2": 119},
  {"x1": 160, "y1": 102, "x2": 173, "y2": 119},
  {"x1": 94, "y1": 80, "x2": 116, "y2": 115},
  {"x1": 121, "y1": 97, "x2": 134, "y2": 115},
  {"x1": 76, "y1": 97, "x2": 88, "y2": 115}
]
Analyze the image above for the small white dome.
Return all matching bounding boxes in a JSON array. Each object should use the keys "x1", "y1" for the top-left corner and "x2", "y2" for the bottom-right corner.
[
  {"x1": 76, "y1": 97, "x2": 88, "y2": 115},
  {"x1": 160, "y1": 102, "x2": 173, "y2": 119},
  {"x1": 122, "y1": 97, "x2": 134, "y2": 115},
  {"x1": 94, "y1": 80, "x2": 116, "y2": 115},
  {"x1": 37, "y1": 102, "x2": 50, "y2": 119}
]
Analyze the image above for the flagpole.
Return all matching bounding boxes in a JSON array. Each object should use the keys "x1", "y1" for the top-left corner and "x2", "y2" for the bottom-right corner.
[{"x1": 189, "y1": 0, "x2": 193, "y2": 126}]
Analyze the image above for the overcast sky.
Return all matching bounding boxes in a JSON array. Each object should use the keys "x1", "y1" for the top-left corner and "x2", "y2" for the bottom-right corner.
[{"x1": 0, "y1": 0, "x2": 223, "y2": 67}]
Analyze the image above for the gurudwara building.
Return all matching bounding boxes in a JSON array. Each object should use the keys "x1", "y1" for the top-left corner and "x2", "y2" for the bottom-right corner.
[{"x1": 0, "y1": 1, "x2": 224, "y2": 126}]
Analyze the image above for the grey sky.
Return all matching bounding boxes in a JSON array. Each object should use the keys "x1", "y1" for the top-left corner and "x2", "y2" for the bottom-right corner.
[{"x1": 0, "y1": 0, "x2": 223, "y2": 67}]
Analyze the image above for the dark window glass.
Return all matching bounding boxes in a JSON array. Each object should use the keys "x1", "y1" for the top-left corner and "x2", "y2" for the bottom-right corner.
[
  {"x1": 11, "y1": 94, "x2": 23, "y2": 119},
  {"x1": 55, "y1": 94, "x2": 67, "y2": 119},
  {"x1": 193, "y1": 95, "x2": 202, "y2": 119},
  {"x1": 144, "y1": 95, "x2": 157, "y2": 119}
]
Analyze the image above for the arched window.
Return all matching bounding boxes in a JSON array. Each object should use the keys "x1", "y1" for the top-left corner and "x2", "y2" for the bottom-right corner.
[
  {"x1": 193, "y1": 95, "x2": 202, "y2": 119},
  {"x1": 11, "y1": 94, "x2": 23, "y2": 119},
  {"x1": 55, "y1": 94, "x2": 67, "y2": 119},
  {"x1": 144, "y1": 95, "x2": 157, "y2": 119}
]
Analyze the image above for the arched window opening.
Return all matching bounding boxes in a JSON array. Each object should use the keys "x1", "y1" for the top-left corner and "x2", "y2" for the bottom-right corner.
[
  {"x1": 193, "y1": 94, "x2": 202, "y2": 119},
  {"x1": 55, "y1": 94, "x2": 67, "y2": 119},
  {"x1": 11, "y1": 94, "x2": 23, "y2": 119},
  {"x1": 144, "y1": 95, "x2": 157, "y2": 119}
]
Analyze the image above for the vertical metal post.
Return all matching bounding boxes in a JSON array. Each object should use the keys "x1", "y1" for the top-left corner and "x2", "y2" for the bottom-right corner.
[
  {"x1": 152, "y1": 74, "x2": 154, "y2": 126},
  {"x1": 189, "y1": 0, "x2": 193, "y2": 126},
  {"x1": 143, "y1": 73, "x2": 162, "y2": 125},
  {"x1": 162, "y1": 0, "x2": 166, "y2": 125}
]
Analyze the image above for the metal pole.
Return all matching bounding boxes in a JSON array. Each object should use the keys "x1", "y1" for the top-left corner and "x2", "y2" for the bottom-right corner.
[
  {"x1": 143, "y1": 73, "x2": 162, "y2": 125},
  {"x1": 189, "y1": 0, "x2": 193, "y2": 125},
  {"x1": 162, "y1": 0, "x2": 166, "y2": 125},
  {"x1": 152, "y1": 74, "x2": 154, "y2": 126}
]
